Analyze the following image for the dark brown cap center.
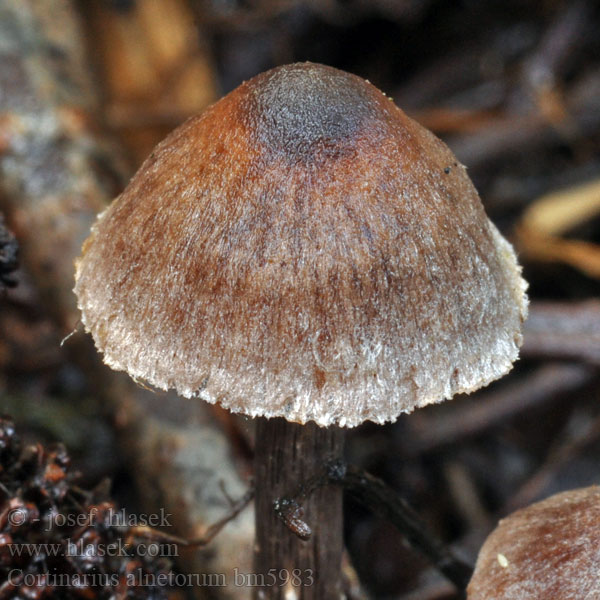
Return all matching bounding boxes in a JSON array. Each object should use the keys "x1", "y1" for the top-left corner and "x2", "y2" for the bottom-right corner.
[{"x1": 245, "y1": 63, "x2": 378, "y2": 161}]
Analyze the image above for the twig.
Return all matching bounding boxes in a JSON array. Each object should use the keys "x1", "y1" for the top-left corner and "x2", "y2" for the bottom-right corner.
[
  {"x1": 275, "y1": 461, "x2": 473, "y2": 591},
  {"x1": 398, "y1": 363, "x2": 594, "y2": 456},
  {"x1": 521, "y1": 301, "x2": 600, "y2": 365},
  {"x1": 182, "y1": 486, "x2": 254, "y2": 547},
  {"x1": 503, "y1": 412, "x2": 600, "y2": 514},
  {"x1": 522, "y1": 0, "x2": 591, "y2": 93}
]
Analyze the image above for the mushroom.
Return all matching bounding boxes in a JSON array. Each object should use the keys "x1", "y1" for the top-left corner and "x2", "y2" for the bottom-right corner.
[
  {"x1": 74, "y1": 62, "x2": 527, "y2": 598},
  {"x1": 467, "y1": 486, "x2": 600, "y2": 599}
]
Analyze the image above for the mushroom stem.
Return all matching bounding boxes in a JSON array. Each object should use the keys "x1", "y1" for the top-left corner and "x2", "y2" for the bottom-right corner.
[{"x1": 254, "y1": 417, "x2": 344, "y2": 599}]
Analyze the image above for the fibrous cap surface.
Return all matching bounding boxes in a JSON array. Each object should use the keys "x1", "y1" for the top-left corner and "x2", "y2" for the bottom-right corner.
[
  {"x1": 467, "y1": 486, "x2": 600, "y2": 600},
  {"x1": 74, "y1": 62, "x2": 528, "y2": 427}
]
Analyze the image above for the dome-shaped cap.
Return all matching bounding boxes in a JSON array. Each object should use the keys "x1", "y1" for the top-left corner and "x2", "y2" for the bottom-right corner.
[
  {"x1": 74, "y1": 62, "x2": 527, "y2": 427},
  {"x1": 467, "y1": 486, "x2": 600, "y2": 599}
]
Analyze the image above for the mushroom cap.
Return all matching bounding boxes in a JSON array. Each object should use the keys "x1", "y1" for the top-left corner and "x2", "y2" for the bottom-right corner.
[
  {"x1": 467, "y1": 486, "x2": 600, "y2": 599},
  {"x1": 74, "y1": 62, "x2": 527, "y2": 427}
]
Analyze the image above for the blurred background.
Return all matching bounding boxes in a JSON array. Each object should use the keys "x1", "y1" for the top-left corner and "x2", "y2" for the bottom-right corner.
[{"x1": 1, "y1": 0, "x2": 600, "y2": 599}]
